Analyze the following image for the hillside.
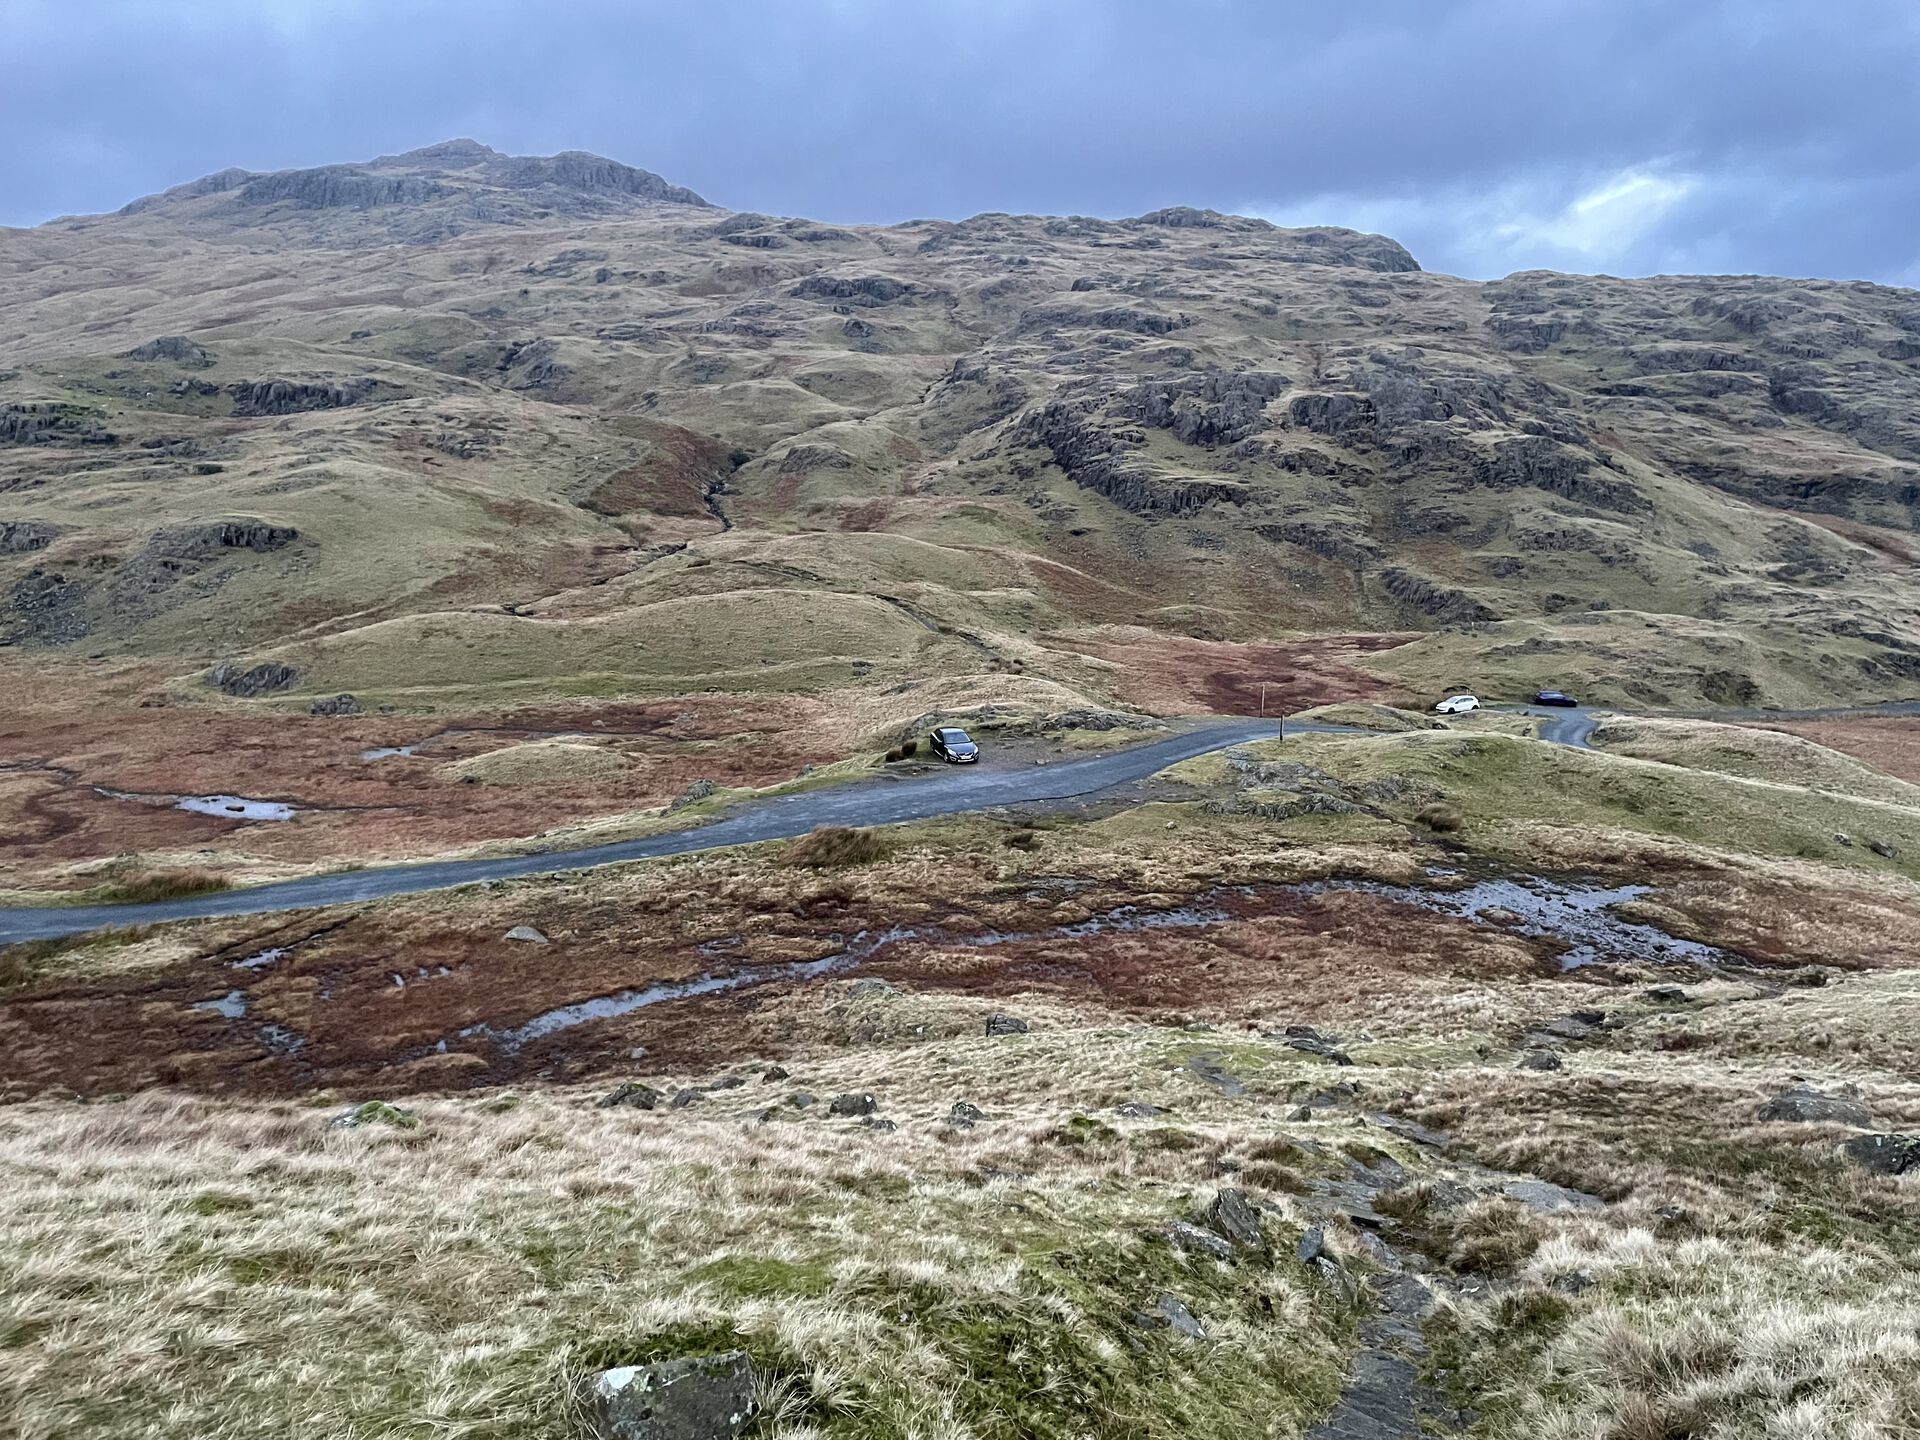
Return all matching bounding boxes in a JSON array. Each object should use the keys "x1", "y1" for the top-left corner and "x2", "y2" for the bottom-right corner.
[{"x1": 3, "y1": 141, "x2": 1920, "y2": 884}]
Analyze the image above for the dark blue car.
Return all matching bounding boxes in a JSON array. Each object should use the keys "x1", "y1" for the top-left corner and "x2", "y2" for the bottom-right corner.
[
  {"x1": 1533, "y1": 690, "x2": 1578, "y2": 707},
  {"x1": 929, "y1": 726, "x2": 979, "y2": 763}
]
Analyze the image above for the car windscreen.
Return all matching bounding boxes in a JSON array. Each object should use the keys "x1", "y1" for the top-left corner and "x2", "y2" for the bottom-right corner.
[{"x1": 938, "y1": 729, "x2": 971, "y2": 742}]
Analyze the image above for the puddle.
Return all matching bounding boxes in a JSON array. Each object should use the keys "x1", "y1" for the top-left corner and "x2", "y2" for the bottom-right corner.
[
  {"x1": 231, "y1": 947, "x2": 287, "y2": 971},
  {"x1": 361, "y1": 746, "x2": 417, "y2": 760},
  {"x1": 177, "y1": 795, "x2": 297, "y2": 821},
  {"x1": 469, "y1": 924, "x2": 923, "y2": 1052},
  {"x1": 191, "y1": 990, "x2": 249, "y2": 1019},
  {"x1": 1303, "y1": 875, "x2": 1733, "y2": 971},
  {"x1": 447, "y1": 871, "x2": 1735, "y2": 1056}
]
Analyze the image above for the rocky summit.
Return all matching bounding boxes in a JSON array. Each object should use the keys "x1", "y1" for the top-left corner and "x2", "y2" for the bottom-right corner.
[{"x1": 3, "y1": 140, "x2": 1918, "y2": 724}]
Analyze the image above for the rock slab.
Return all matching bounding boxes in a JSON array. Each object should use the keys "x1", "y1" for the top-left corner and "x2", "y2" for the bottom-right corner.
[{"x1": 584, "y1": 1351, "x2": 757, "y2": 1440}]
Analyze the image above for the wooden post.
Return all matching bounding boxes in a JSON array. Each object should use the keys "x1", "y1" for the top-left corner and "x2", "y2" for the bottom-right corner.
[{"x1": 1259, "y1": 681, "x2": 1267, "y2": 717}]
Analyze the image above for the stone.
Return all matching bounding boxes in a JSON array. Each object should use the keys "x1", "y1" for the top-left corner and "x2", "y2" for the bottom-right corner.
[
  {"x1": 1186, "y1": 1056, "x2": 1246, "y2": 1097},
  {"x1": 1296, "y1": 1224, "x2": 1326, "y2": 1263},
  {"x1": 1518, "y1": 1050, "x2": 1563, "y2": 1072},
  {"x1": 1159, "y1": 1219, "x2": 1235, "y2": 1261},
  {"x1": 984, "y1": 1012, "x2": 1029, "y2": 1036},
  {"x1": 598, "y1": 1081, "x2": 661, "y2": 1110},
  {"x1": 828, "y1": 1092, "x2": 876, "y2": 1117},
  {"x1": 504, "y1": 925, "x2": 549, "y2": 944},
  {"x1": 1756, "y1": 1084, "x2": 1872, "y2": 1127},
  {"x1": 1642, "y1": 984, "x2": 1689, "y2": 1003},
  {"x1": 669, "y1": 1090, "x2": 702, "y2": 1110},
  {"x1": 1540, "y1": 1013, "x2": 1603, "y2": 1041},
  {"x1": 667, "y1": 779, "x2": 717, "y2": 811},
  {"x1": 1279, "y1": 1025, "x2": 1353, "y2": 1066},
  {"x1": 787, "y1": 1092, "x2": 816, "y2": 1110},
  {"x1": 1834, "y1": 832, "x2": 1855, "y2": 847},
  {"x1": 1500, "y1": 1179, "x2": 1604, "y2": 1213},
  {"x1": 861, "y1": 1115, "x2": 897, "y2": 1133},
  {"x1": 1370, "y1": 1114, "x2": 1450, "y2": 1148},
  {"x1": 309, "y1": 694, "x2": 362, "y2": 716},
  {"x1": 1869, "y1": 839, "x2": 1901, "y2": 859},
  {"x1": 331, "y1": 1099, "x2": 418, "y2": 1130},
  {"x1": 206, "y1": 660, "x2": 298, "y2": 697},
  {"x1": 1786, "y1": 966, "x2": 1830, "y2": 988},
  {"x1": 583, "y1": 1351, "x2": 757, "y2": 1440},
  {"x1": 1115, "y1": 1100, "x2": 1166, "y2": 1119},
  {"x1": 760, "y1": 1065, "x2": 789, "y2": 1082},
  {"x1": 948, "y1": 1100, "x2": 986, "y2": 1129},
  {"x1": 1148, "y1": 1293, "x2": 1207, "y2": 1339},
  {"x1": 1840, "y1": 1133, "x2": 1920, "y2": 1175},
  {"x1": 1205, "y1": 1187, "x2": 1265, "y2": 1250}
]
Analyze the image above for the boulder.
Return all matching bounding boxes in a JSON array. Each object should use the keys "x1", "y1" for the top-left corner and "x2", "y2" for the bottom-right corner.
[
  {"x1": 828, "y1": 1092, "x2": 876, "y2": 1117},
  {"x1": 1840, "y1": 1133, "x2": 1920, "y2": 1175},
  {"x1": 206, "y1": 661, "x2": 298, "y2": 697},
  {"x1": 504, "y1": 925, "x2": 549, "y2": 944},
  {"x1": 1518, "y1": 1051, "x2": 1563, "y2": 1072},
  {"x1": 598, "y1": 1082, "x2": 661, "y2": 1111},
  {"x1": 1295, "y1": 1224, "x2": 1325, "y2": 1263},
  {"x1": 984, "y1": 1012, "x2": 1029, "y2": 1037},
  {"x1": 1869, "y1": 840, "x2": 1901, "y2": 859},
  {"x1": 1756, "y1": 1084, "x2": 1872, "y2": 1127},
  {"x1": 1642, "y1": 985, "x2": 1689, "y2": 1004},
  {"x1": 1205, "y1": 1188, "x2": 1265, "y2": 1250},
  {"x1": 309, "y1": 694, "x2": 362, "y2": 716},
  {"x1": 582, "y1": 1351, "x2": 758, "y2": 1440},
  {"x1": 1115, "y1": 1100, "x2": 1167, "y2": 1119},
  {"x1": 947, "y1": 1100, "x2": 986, "y2": 1129}
]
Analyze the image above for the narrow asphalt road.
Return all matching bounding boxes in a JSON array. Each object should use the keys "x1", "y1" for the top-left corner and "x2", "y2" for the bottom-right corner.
[
  {"x1": 0, "y1": 697, "x2": 1870, "y2": 943},
  {"x1": 0, "y1": 718, "x2": 1281, "y2": 944}
]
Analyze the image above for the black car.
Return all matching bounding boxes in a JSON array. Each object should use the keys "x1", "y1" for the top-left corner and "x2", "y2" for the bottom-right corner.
[
  {"x1": 1533, "y1": 690, "x2": 1578, "y2": 707},
  {"x1": 929, "y1": 726, "x2": 979, "y2": 763}
]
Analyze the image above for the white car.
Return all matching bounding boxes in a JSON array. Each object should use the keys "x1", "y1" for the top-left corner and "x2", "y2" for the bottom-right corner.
[{"x1": 1433, "y1": 693, "x2": 1481, "y2": 715}]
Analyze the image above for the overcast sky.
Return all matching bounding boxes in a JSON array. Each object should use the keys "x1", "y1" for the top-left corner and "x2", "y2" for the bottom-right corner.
[{"x1": 6, "y1": 0, "x2": 1916, "y2": 285}]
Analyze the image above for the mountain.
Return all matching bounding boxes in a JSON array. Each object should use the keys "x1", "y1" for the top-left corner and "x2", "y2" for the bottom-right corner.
[{"x1": 3, "y1": 140, "x2": 1919, "y2": 735}]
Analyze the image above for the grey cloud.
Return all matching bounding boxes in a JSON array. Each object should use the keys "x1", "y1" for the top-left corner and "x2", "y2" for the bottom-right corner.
[{"x1": 3, "y1": 0, "x2": 1915, "y2": 283}]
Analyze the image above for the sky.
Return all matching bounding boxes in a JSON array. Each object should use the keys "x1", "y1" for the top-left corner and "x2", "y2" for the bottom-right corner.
[{"x1": 5, "y1": 0, "x2": 1917, "y2": 285}]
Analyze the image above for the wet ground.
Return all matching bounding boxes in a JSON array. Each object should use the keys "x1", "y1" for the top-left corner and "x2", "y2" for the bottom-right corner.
[{"x1": 0, "y1": 863, "x2": 1754, "y2": 1099}]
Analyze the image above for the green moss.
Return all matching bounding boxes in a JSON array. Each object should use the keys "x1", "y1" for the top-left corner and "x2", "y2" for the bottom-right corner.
[{"x1": 684, "y1": 1255, "x2": 835, "y2": 1300}]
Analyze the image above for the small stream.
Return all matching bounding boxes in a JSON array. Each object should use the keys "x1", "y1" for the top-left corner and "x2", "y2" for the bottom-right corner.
[{"x1": 451, "y1": 870, "x2": 1734, "y2": 1054}]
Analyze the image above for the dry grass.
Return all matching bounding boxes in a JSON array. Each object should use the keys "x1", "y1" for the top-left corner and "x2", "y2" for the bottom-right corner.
[
  {"x1": 1592, "y1": 716, "x2": 1920, "y2": 807},
  {"x1": 782, "y1": 826, "x2": 891, "y2": 869}
]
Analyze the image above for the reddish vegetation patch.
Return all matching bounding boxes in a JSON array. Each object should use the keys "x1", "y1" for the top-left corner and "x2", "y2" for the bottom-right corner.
[
  {"x1": 1048, "y1": 632, "x2": 1414, "y2": 715},
  {"x1": 0, "y1": 885, "x2": 1550, "y2": 1099},
  {"x1": 0, "y1": 669, "x2": 839, "y2": 886},
  {"x1": 1752, "y1": 717, "x2": 1920, "y2": 785},
  {"x1": 1794, "y1": 512, "x2": 1920, "y2": 566}
]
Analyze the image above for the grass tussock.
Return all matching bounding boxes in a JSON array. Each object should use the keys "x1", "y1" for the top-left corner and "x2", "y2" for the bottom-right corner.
[
  {"x1": 88, "y1": 867, "x2": 231, "y2": 905},
  {"x1": 1415, "y1": 801, "x2": 1464, "y2": 833},
  {"x1": 782, "y1": 825, "x2": 890, "y2": 868}
]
